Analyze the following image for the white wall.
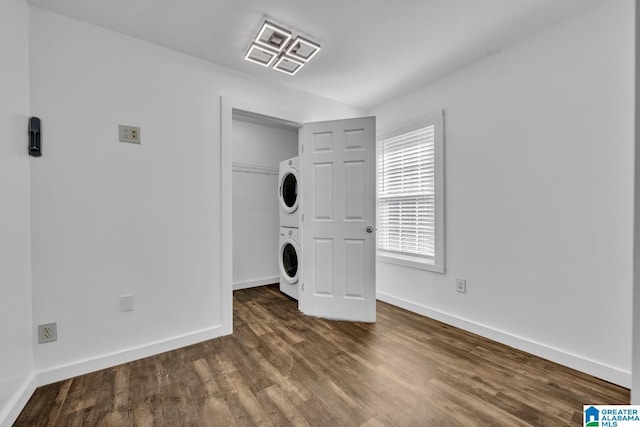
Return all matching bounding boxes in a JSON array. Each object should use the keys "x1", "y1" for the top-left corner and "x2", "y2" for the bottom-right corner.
[
  {"x1": 371, "y1": 0, "x2": 634, "y2": 387},
  {"x1": 29, "y1": 7, "x2": 362, "y2": 384},
  {"x1": 233, "y1": 119, "x2": 298, "y2": 167},
  {"x1": 0, "y1": 0, "x2": 35, "y2": 425},
  {"x1": 232, "y1": 119, "x2": 298, "y2": 289}
]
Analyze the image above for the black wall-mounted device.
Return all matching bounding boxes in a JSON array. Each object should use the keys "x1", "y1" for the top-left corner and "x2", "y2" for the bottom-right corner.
[{"x1": 29, "y1": 116, "x2": 42, "y2": 157}]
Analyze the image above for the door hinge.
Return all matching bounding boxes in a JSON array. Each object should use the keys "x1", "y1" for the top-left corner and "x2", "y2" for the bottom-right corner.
[
  {"x1": 301, "y1": 214, "x2": 304, "y2": 222},
  {"x1": 301, "y1": 144, "x2": 304, "y2": 153},
  {"x1": 301, "y1": 282, "x2": 304, "y2": 291}
]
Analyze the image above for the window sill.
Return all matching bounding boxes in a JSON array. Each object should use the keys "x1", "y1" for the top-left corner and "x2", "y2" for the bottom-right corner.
[{"x1": 377, "y1": 253, "x2": 445, "y2": 273}]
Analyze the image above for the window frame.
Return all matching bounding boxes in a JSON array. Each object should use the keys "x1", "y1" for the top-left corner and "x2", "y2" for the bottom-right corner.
[{"x1": 376, "y1": 110, "x2": 445, "y2": 273}]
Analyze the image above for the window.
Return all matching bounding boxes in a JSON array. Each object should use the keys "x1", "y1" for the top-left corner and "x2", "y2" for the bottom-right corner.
[{"x1": 377, "y1": 111, "x2": 444, "y2": 272}]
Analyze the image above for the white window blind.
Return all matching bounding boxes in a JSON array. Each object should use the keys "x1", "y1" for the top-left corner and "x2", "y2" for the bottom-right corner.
[{"x1": 377, "y1": 112, "x2": 444, "y2": 271}]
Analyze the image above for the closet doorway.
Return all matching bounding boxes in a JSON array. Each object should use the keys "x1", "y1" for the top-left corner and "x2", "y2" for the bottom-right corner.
[
  {"x1": 231, "y1": 110, "x2": 300, "y2": 292},
  {"x1": 221, "y1": 98, "x2": 377, "y2": 330}
]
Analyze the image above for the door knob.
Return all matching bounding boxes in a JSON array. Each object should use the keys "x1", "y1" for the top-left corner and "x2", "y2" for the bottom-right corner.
[{"x1": 366, "y1": 226, "x2": 374, "y2": 233}]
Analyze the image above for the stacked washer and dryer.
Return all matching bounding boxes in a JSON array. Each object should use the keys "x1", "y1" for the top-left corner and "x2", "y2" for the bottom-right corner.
[{"x1": 278, "y1": 157, "x2": 300, "y2": 300}]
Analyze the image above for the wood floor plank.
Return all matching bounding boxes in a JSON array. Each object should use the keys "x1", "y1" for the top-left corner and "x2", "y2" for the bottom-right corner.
[
  {"x1": 262, "y1": 385, "x2": 310, "y2": 427},
  {"x1": 15, "y1": 284, "x2": 630, "y2": 426}
]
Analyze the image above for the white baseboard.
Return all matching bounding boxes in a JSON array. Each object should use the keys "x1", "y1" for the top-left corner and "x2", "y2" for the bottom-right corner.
[
  {"x1": 376, "y1": 291, "x2": 631, "y2": 388},
  {"x1": 36, "y1": 325, "x2": 226, "y2": 387},
  {"x1": 1, "y1": 374, "x2": 36, "y2": 427},
  {"x1": 233, "y1": 277, "x2": 278, "y2": 291}
]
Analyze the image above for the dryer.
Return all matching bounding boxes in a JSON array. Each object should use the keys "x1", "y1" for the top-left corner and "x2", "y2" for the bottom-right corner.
[
  {"x1": 278, "y1": 156, "x2": 300, "y2": 228},
  {"x1": 279, "y1": 226, "x2": 300, "y2": 300}
]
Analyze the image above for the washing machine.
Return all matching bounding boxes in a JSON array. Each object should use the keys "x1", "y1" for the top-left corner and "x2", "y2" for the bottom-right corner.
[
  {"x1": 279, "y1": 226, "x2": 300, "y2": 300},
  {"x1": 279, "y1": 156, "x2": 300, "y2": 228}
]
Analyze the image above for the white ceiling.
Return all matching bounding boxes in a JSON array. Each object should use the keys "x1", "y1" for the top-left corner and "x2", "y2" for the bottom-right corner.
[{"x1": 26, "y1": 0, "x2": 599, "y2": 110}]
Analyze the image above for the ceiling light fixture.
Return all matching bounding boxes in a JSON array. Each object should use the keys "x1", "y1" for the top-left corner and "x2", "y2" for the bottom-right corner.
[
  {"x1": 273, "y1": 55, "x2": 305, "y2": 76},
  {"x1": 285, "y1": 36, "x2": 321, "y2": 63},
  {"x1": 244, "y1": 43, "x2": 279, "y2": 67},
  {"x1": 244, "y1": 20, "x2": 321, "y2": 76},
  {"x1": 254, "y1": 21, "x2": 292, "y2": 53}
]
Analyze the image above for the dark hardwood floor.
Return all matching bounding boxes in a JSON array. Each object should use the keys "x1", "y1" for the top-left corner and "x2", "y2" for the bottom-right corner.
[{"x1": 15, "y1": 285, "x2": 629, "y2": 426}]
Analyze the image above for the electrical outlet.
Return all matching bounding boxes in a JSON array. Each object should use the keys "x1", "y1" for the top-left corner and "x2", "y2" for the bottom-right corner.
[
  {"x1": 38, "y1": 322, "x2": 57, "y2": 343},
  {"x1": 120, "y1": 295, "x2": 134, "y2": 312},
  {"x1": 119, "y1": 125, "x2": 141, "y2": 144},
  {"x1": 456, "y1": 278, "x2": 466, "y2": 293}
]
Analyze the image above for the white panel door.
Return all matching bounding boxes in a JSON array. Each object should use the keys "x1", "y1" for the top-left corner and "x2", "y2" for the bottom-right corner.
[{"x1": 300, "y1": 116, "x2": 376, "y2": 322}]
